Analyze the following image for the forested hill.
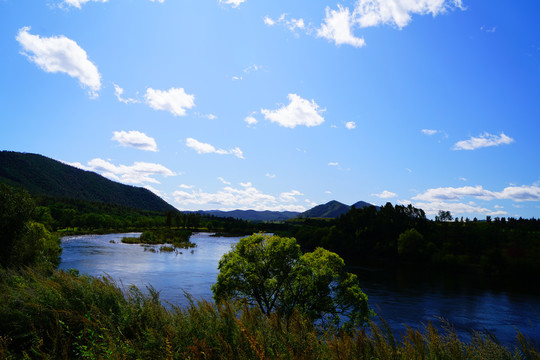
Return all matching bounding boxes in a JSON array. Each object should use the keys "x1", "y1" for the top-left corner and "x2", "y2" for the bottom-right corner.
[
  {"x1": 0, "y1": 151, "x2": 175, "y2": 212},
  {"x1": 299, "y1": 200, "x2": 377, "y2": 218}
]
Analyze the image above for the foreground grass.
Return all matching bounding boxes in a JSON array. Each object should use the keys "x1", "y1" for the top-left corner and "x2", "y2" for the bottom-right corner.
[{"x1": 0, "y1": 268, "x2": 538, "y2": 360}]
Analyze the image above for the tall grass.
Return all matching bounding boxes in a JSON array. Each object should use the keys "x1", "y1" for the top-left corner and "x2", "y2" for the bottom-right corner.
[{"x1": 0, "y1": 268, "x2": 538, "y2": 359}]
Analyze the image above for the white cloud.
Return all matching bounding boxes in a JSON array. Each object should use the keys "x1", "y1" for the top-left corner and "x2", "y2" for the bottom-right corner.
[
  {"x1": 261, "y1": 94, "x2": 325, "y2": 128},
  {"x1": 328, "y1": 162, "x2": 339, "y2": 166},
  {"x1": 372, "y1": 190, "x2": 397, "y2": 199},
  {"x1": 345, "y1": 121, "x2": 356, "y2": 130},
  {"x1": 244, "y1": 115, "x2": 258, "y2": 126},
  {"x1": 186, "y1": 138, "x2": 244, "y2": 159},
  {"x1": 112, "y1": 130, "x2": 158, "y2": 152},
  {"x1": 318, "y1": 5, "x2": 366, "y2": 48},
  {"x1": 195, "y1": 112, "x2": 217, "y2": 120},
  {"x1": 219, "y1": 0, "x2": 246, "y2": 8},
  {"x1": 68, "y1": 158, "x2": 175, "y2": 184},
  {"x1": 16, "y1": 26, "x2": 101, "y2": 98},
  {"x1": 179, "y1": 184, "x2": 194, "y2": 189},
  {"x1": 218, "y1": 177, "x2": 231, "y2": 185},
  {"x1": 232, "y1": 76, "x2": 243, "y2": 81},
  {"x1": 354, "y1": 0, "x2": 464, "y2": 29},
  {"x1": 264, "y1": 14, "x2": 307, "y2": 34},
  {"x1": 144, "y1": 87, "x2": 195, "y2": 117},
  {"x1": 60, "y1": 0, "x2": 107, "y2": 9},
  {"x1": 279, "y1": 190, "x2": 303, "y2": 203},
  {"x1": 421, "y1": 129, "x2": 438, "y2": 135},
  {"x1": 244, "y1": 64, "x2": 262, "y2": 73},
  {"x1": 453, "y1": 132, "x2": 514, "y2": 150},
  {"x1": 266, "y1": 173, "x2": 276, "y2": 179},
  {"x1": 113, "y1": 84, "x2": 139, "y2": 104},
  {"x1": 480, "y1": 25, "x2": 496, "y2": 33},
  {"x1": 172, "y1": 183, "x2": 308, "y2": 211},
  {"x1": 264, "y1": 16, "x2": 275, "y2": 26},
  {"x1": 413, "y1": 185, "x2": 540, "y2": 202},
  {"x1": 459, "y1": 177, "x2": 467, "y2": 182}
]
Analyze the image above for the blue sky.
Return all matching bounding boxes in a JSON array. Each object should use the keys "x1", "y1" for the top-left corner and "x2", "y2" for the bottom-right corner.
[{"x1": 1, "y1": 0, "x2": 539, "y2": 219}]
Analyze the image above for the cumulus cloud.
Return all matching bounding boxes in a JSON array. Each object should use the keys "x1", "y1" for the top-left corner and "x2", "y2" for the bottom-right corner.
[
  {"x1": 345, "y1": 121, "x2": 356, "y2": 130},
  {"x1": 219, "y1": 0, "x2": 246, "y2": 8},
  {"x1": 354, "y1": 0, "x2": 464, "y2": 29},
  {"x1": 16, "y1": 27, "x2": 101, "y2": 98},
  {"x1": 261, "y1": 94, "x2": 325, "y2": 128},
  {"x1": 453, "y1": 132, "x2": 514, "y2": 150},
  {"x1": 186, "y1": 138, "x2": 244, "y2": 159},
  {"x1": 67, "y1": 158, "x2": 175, "y2": 184},
  {"x1": 113, "y1": 84, "x2": 139, "y2": 104},
  {"x1": 318, "y1": 5, "x2": 365, "y2": 48},
  {"x1": 112, "y1": 130, "x2": 158, "y2": 152},
  {"x1": 144, "y1": 87, "x2": 195, "y2": 117},
  {"x1": 413, "y1": 185, "x2": 540, "y2": 202},
  {"x1": 172, "y1": 182, "x2": 308, "y2": 211},
  {"x1": 314, "y1": 0, "x2": 463, "y2": 48},
  {"x1": 372, "y1": 190, "x2": 397, "y2": 199}
]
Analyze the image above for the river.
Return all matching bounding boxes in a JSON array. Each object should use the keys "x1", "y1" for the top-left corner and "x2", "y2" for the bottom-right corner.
[{"x1": 59, "y1": 233, "x2": 540, "y2": 346}]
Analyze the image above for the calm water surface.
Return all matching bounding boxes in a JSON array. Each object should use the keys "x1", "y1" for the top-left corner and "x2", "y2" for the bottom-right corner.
[{"x1": 59, "y1": 233, "x2": 540, "y2": 345}]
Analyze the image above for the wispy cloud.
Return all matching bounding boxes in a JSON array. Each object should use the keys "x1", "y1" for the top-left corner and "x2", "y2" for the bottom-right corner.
[
  {"x1": 68, "y1": 158, "x2": 175, "y2": 184},
  {"x1": 59, "y1": 0, "x2": 107, "y2": 9},
  {"x1": 261, "y1": 94, "x2": 325, "y2": 128},
  {"x1": 328, "y1": 162, "x2": 339, "y2": 166},
  {"x1": 144, "y1": 87, "x2": 195, "y2": 117},
  {"x1": 113, "y1": 84, "x2": 139, "y2": 104},
  {"x1": 421, "y1": 129, "x2": 438, "y2": 135},
  {"x1": 264, "y1": 13, "x2": 306, "y2": 34},
  {"x1": 186, "y1": 138, "x2": 244, "y2": 159},
  {"x1": 345, "y1": 121, "x2": 356, "y2": 130},
  {"x1": 453, "y1": 132, "x2": 514, "y2": 150},
  {"x1": 16, "y1": 26, "x2": 101, "y2": 98},
  {"x1": 112, "y1": 130, "x2": 158, "y2": 152},
  {"x1": 219, "y1": 0, "x2": 246, "y2": 8}
]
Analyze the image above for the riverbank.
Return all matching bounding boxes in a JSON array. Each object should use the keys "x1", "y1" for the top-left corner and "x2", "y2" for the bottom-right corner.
[{"x1": 0, "y1": 267, "x2": 538, "y2": 359}]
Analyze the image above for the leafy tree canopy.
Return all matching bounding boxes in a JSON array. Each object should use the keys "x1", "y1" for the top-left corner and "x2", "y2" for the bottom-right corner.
[{"x1": 212, "y1": 233, "x2": 371, "y2": 328}]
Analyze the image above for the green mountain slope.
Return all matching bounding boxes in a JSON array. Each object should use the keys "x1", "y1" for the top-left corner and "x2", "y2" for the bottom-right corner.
[
  {"x1": 299, "y1": 200, "x2": 377, "y2": 218},
  {"x1": 0, "y1": 151, "x2": 175, "y2": 212}
]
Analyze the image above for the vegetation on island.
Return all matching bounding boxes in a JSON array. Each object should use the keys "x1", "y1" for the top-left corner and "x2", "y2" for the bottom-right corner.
[{"x1": 121, "y1": 228, "x2": 195, "y2": 248}]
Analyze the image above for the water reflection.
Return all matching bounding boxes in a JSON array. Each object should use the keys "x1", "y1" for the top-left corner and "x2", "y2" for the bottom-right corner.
[
  {"x1": 60, "y1": 232, "x2": 239, "y2": 305},
  {"x1": 60, "y1": 233, "x2": 540, "y2": 345}
]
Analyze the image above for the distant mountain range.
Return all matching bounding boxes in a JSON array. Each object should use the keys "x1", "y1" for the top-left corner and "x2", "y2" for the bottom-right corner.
[
  {"x1": 196, "y1": 200, "x2": 378, "y2": 221},
  {"x1": 0, "y1": 151, "x2": 175, "y2": 212}
]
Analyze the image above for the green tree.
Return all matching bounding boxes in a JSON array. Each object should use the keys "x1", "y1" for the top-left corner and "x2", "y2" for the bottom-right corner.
[
  {"x1": 0, "y1": 184, "x2": 35, "y2": 267},
  {"x1": 212, "y1": 233, "x2": 371, "y2": 328},
  {"x1": 0, "y1": 184, "x2": 61, "y2": 270}
]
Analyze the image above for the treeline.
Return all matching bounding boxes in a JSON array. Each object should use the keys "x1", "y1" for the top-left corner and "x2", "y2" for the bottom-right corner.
[
  {"x1": 293, "y1": 203, "x2": 540, "y2": 278},
  {"x1": 32, "y1": 196, "x2": 264, "y2": 235}
]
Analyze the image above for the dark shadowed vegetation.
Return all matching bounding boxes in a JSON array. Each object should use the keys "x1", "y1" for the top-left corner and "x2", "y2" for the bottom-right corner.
[{"x1": 0, "y1": 268, "x2": 538, "y2": 360}]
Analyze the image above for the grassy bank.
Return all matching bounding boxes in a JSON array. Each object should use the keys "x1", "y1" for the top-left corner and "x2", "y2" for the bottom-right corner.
[{"x1": 0, "y1": 268, "x2": 537, "y2": 360}]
